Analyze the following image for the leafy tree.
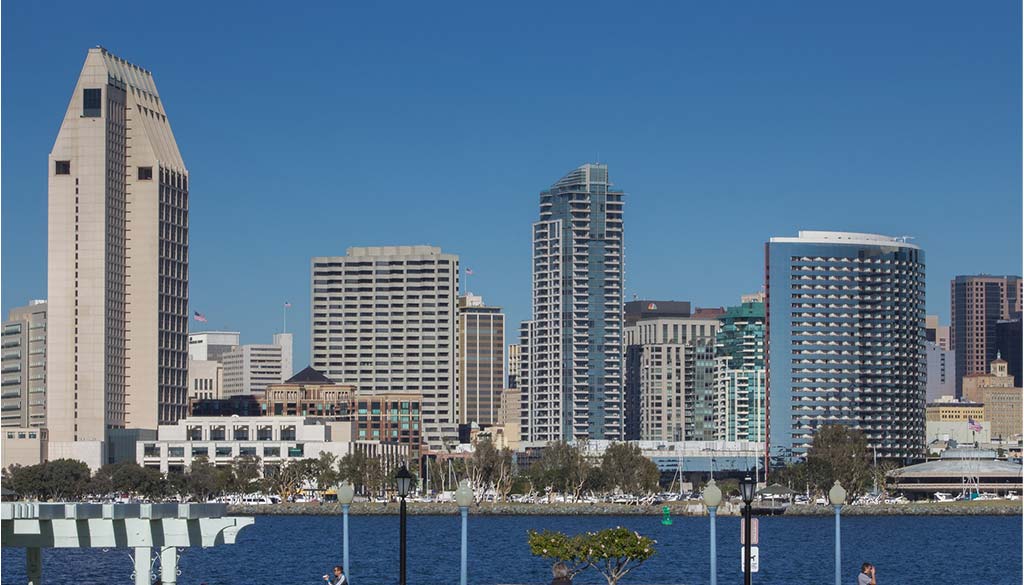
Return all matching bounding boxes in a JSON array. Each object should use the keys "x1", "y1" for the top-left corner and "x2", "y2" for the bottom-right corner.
[
  {"x1": 187, "y1": 457, "x2": 227, "y2": 501},
  {"x1": 599, "y1": 443, "x2": 660, "y2": 494},
  {"x1": 2, "y1": 463, "x2": 45, "y2": 500},
  {"x1": 311, "y1": 452, "x2": 340, "y2": 493},
  {"x1": 467, "y1": 438, "x2": 516, "y2": 501},
  {"x1": 806, "y1": 425, "x2": 872, "y2": 497},
  {"x1": 338, "y1": 451, "x2": 370, "y2": 495},
  {"x1": 41, "y1": 459, "x2": 91, "y2": 501},
  {"x1": 229, "y1": 456, "x2": 262, "y2": 494},
  {"x1": 529, "y1": 527, "x2": 657, "y2": 585},
  {"x1": 529, "y1": 441, "x2": 593, "y2": 501}
]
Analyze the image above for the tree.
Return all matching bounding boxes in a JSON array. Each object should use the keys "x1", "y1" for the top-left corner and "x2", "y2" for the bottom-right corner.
[
  {"x1": 806, "y1": 425, "x2": 872, "y2": 497},
  {"x1": 311, "y1": 452, "x2": 340, "y2": 493},
  {"x1": 338, "y1": 451, "x2": 370, "y2": 495},
  {"x1": 229, "y1": 456, "x2": 262, "y2": 494},
  {"x1": 466, "y1": 438, "x2": 516, "y2": 501},
  {"x1": 41, "y1": 459, "x2": 91, "y2": 501},
  {"x1": 529, "y1": 441, "x2": 593, "y2": 501},
  {"x1": 187, "y1": 457, "x2": 228, "y2": 502},
  {"x1": 599, "y1": 443, "x2": 660, "y2": 495},
  {"x1": 529, "y1": 527, "x2": 657, "y2": 585},
  {"x1": 2, "y1": 463, "x2": 45, "y2": 500}
]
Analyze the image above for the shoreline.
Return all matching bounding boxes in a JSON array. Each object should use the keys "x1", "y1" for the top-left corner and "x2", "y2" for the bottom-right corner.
[{"x1": 226, "y1": 499, "x2": 1023, "y2": 517}]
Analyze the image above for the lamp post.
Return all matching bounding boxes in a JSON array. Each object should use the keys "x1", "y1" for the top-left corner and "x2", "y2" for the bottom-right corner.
[
  {"x1": 829, "y1": 481, "x2": 847, "y2": 585},
  {"x1": 739, "y1": 475, "x2": 756, "y2": 585},
  {"x1": 702, "y1": 479, "x2": 723, "y2": 585},
  {"x1": 455, "y1": 480, "x2": 474, "y2": 585},
  {"x1": 396, "y1": 465, "x2": 413, "y2": 585},
  {"x1": 338, "y1": 481, "x2": 355, "y2": 579}
]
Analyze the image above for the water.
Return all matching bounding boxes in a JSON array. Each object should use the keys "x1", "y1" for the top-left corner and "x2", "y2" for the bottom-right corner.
[{"x1": 2, "y1": 514, "x2": 1020, "y2": 584}]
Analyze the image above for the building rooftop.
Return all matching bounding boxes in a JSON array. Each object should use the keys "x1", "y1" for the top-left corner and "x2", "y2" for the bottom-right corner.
[
  {"x1": 769, "y1": 230, "x2": 920, "y2": 250},
  {"x1": 285, "y1": 366, "x2": 336, "y2": 385}
]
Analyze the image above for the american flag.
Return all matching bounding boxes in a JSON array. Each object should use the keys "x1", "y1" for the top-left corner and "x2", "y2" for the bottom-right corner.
[
  {"x1": 968, "y1": 417, "x2": 983, "y2": 432},
  {"x1": 193, "y1": 311, "x2": 208, "y2": 323},
  {"x1": 284, "y1": 302, "x2": 292, "y2": 308},
  {"x1": 465, "y1": 268, "x2": 474, "y2": 275}
]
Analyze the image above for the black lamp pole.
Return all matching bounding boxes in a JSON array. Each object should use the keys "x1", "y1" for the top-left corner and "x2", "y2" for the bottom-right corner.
[
  {"x1": 396, "y1": 465, "x2": 413, "y2": 585},
  {"x1": 740, "y1": 475, "x2": 755, "y2": 585}
]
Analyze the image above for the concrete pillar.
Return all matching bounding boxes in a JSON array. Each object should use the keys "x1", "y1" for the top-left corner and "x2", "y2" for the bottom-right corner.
[
  {"x1": 161, "y1": 546, "x2": 179, "y2": 584},
  {"x1": 134, "y1": 546, "x2": 152, "y2": 585},
  {"x1": 26, "y1": 547, "x2": 41, "y2": 585}
]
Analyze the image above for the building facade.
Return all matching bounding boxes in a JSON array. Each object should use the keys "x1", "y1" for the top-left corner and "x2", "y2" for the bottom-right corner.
[
  {"x1": 310, "y1": 246, "x2": 458, "y2": 451},
  {"x1": 187, "y1": 331, "x2": 240, "y2": 362},
  {"x1": 188, "y1": 359, "x2": 223, "y2": 401},
  {"x1": 925, "y1": 315, "x2": 951, "y2": 351},
  {"x1": 457, "y1": 294, "x2": 504, "y2": 426},
  {"x1": 1, "y1": 301, "x2": 48, "y2": 428},
  {"x1": 47, "y1": 48, "x2": 189, "y2": 468},
  {"x1": 220, "y1": 333, "x2": 292, "y2": 396},
  {"x1": 925, "y1": 342, "x2": 956, "y2": 402},
  {"x1": 527, "y1": 163, "x2": 624, "y2": 443},
  {"x1": 995, "y1": 319, "x2": 1022, "y2": 386},
  {"x1": 951, "y1": 275, "x2": 1022, "y2": 396},
  {"x1": 507, "y1": 344, "x2": 521, "y2": 389},
  {"x1": 714, "y1": 301, "x2": 767, "y2": 442},
  {"x1": 351, "y1": 393, "x2": 423, "y2": 457},
  {"x1": 262, "y1": 366, "x2": 355, "y2": 419},
  {"x1": 766, "y1": 231, "x2": 926, "y2": 462}
]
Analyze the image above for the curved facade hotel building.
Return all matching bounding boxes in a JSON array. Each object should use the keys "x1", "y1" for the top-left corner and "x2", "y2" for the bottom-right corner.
[{"x1": 766, "y1": 231, "x2": 926, "y2": 463}]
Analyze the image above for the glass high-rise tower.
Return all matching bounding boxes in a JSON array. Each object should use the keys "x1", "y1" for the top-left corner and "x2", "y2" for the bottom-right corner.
[
  {"x1": 766, "y1": 231, "x2": 926, "y2": 463},
  {"x1": 525, "y1": 164, "x2": 624, "y2": 442}
]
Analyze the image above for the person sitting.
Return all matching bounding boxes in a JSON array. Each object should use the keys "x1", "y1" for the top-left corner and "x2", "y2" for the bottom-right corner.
[{"x1": 551, "y1": 561, "x2": 572, "y2": 585}]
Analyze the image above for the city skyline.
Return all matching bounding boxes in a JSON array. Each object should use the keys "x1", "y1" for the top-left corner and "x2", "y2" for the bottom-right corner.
[{"x1": 3, "y1": 2, "x2": 1021, "y2": 370}]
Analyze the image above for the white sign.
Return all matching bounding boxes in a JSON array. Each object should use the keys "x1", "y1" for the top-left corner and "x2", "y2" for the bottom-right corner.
[{"x1": 741, "y1": 546, "x2": 760, "y2": 573}]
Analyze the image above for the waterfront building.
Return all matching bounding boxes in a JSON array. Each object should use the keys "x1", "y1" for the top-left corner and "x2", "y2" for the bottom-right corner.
[
  {"x1": 221, "y1": 333, "x2": 292, "y2": 396},
  {"x1": 963, "y1": 357, "x2": 1023, "y2": 441},
  {"x1": 962, "y1": 355, "x2": 1016, "y2": 403},
  {"x1": 527, "y1": 163, "x2": 624, "y2": 443},
  {"x1": 136, "y1": 416, "x2": 408, "y2": 476},
  {"x1": 189, "y1": 394, "x2": 263, "y2": 417},
  {"x1": 579, "y1": 439, "x2": 765, "y2": 474},
  {"x1": 310, "y1": 245, "x2": 458, "y2": 452},
  {"x1": 714, "y1": 301, "x2": 766, "y2": 442},
  {"x1": 925, "y1": 397, "x2": 985, "y2": 423},
  {"x1": 457, "y1": 294, "x2": 505, "y2": 426},
  {"x1": 517, "y1": 320, "x2": 533, "y2": 440},
  {"x1": 925, "y1": 342, "x2": 956, "y2": 402},
  {"x1": 623, "y1": 313, "x2": 720, "y2": 442},
  {"x1": 351, "y1": 393, "x2": 423, "y2": 457},
  {"x1": 46, "y1": 48, "x2": 190, "y2": 469},
  {"x1": 926, "y1": 419, "x2": 991, "y2": 445},
  {"x1": 951, "y1": 275, "x2": 1022, "y2": 396},
  {"x1": 187, "y1": 358, "x2": 223, "y2": 401},
  {"x1": 507, "y1": 344, "x2": 521, "y2": 388},
  {"x1": 888, "y1": 448, "x2": 1022, "y2": 498},
  {"x1": 1, "y1": 427, "x2": 49, "y2": 468},
  {"x1": 995, "y1": 318, "x2": 1022, "y2": 386},
  {"x1": 495, "y1": 387, "x2": 522, "y2": 450},
  {"x1": 925, "y1": 315, "x2": 951, "y2": 351},
  {"x1": 766, "y1": 231, "x2": 926, "y2": 462},
  {"x1": 1, "y1": 301, "x2": 47, "y2": 429},
  {"x1": 262, "y1": 366, "x2": 355, "y2": 418},
  {"x1": 187, "y1": 331, "x2": 240, "y2": 362}
]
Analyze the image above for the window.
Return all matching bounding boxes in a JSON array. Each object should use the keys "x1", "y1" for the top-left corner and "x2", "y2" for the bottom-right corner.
[
  {"x1": 55, "y1": 161, "x2": 71, "y2": 175},
  {"x1": 83, "y1": 88, "x2": 101, "y2": 117},
  {"x1": 138, "y1": 166, "x2": 153, "y2": 180}
]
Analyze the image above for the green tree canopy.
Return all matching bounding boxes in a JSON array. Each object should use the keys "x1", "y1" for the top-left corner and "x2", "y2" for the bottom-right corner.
[{"x1": 529, "y1": 527, "x2": 656, "y2": 585}]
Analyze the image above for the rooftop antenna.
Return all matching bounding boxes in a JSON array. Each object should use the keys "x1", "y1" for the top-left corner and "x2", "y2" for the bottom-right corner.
[{"x1": 897, "y1": 235, "x2": 915, "y2": 243}]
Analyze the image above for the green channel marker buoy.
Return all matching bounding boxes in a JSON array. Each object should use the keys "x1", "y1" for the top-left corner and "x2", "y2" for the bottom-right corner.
[{"x1": 661, "y1": 505, "x2": 672, "y2": 525}]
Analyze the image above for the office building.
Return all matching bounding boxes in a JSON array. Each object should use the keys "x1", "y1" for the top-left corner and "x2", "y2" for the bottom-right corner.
[
  {"x1": 624, "y1": 300, "x2": 692, "y2": 327},
  {"x1": 951, "y1": 275, "x2": 1022, "y2": 396},
  {"x1": 962, "y1": 354, "x2": 1016, "y2": 403},
  {"x1": 310, "y1": 246, "x2": 458, "y2": 451},
  {"x1": 189, "y1": 394, "x2": 264, "y2": 417},
  {"x1": 222, "y1": 334, "x2": 292, "y2": 396},
  {"x1": 457, "y1": 294, "x2": 504, "y2": 426},
  {"x1": 714, "y1": 301, "x2": 767, "y2": 442},
  {"x1": 925, "y1": 397, "x2": 985, "y2": 423},
  {"x1": 351, "y1": 393, "x2": 423, "y2": 457},
  {"x1": 995, "y1": 319, "x2": 1022, "y2": 386},
  {"x1": 507, "y1": 344, "x2": 521, "y2": 389},
  {"x1": 187, "y1": 331, "x2": 240, "y2": 362},
  {"x1": 623, "y1": 313, "x2": 720, "y2": 442},
  {"x1": 527, "y1": 163, "x2": 624, "y2": 443},
  {"x1": 187, "y1": 359, "x2": 223, "y2": 401},
  {"x1": 1, "y1": 301, "x2": 48, "y2": 428},
  {"x1": 47, "y1": 48, "x2": 189, "y2": 468},
  {"x1": 262, "y1": 366, "x2": 355, "y2": 418},
  {"x1": 517, "y1": 321, "x2": 533, "y2": 440},
  {"x1": 925, "y1": 315, "x2": 950, "y2": 351},
  {"x1": 766, "y1": 231, "x2": 926, "y2": 462},
  {"x1": 925, "y1": 342, "x2": 955, "y2": 402},
  {"x1": 963, "y1": 357, "x2": 1022, "y2": 441}
]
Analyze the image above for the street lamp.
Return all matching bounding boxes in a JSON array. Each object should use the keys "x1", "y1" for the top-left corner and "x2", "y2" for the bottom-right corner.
[
  {"x1": 739, "y1": 475, "x2": 756, "y2": 585},
  {"x1": 829, "y1": 481, "x2": 847, "y2": 585},
  {"x1": 702, "y1": 479, "x2": 723, "y2": 585},
  {"x1": 396, "y1": 465, "x2": 413, "y2": 585},
  {"x1": 338, "y1": 481, "x2": 355, "y2": 579},
  {"x1": 455, "y1": 480, "x2": 474, "y2": 585}
]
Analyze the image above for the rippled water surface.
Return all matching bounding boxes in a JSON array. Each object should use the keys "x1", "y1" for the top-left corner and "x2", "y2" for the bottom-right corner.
[{"x1": 2, "y1": 514, "x2": 1020, "y2": 584}]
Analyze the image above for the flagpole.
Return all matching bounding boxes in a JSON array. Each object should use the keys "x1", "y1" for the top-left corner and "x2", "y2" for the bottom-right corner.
[{"x1": 283, "y1": 304, "x2": 288, "y2": 334}]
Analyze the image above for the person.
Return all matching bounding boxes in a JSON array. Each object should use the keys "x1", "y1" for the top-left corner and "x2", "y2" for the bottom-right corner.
[
  {"x1": 551, "y1": 561, "x2": 572, "y2": 585},
  {"x1": 323, "y1": 565, "x2": 347, "y2": 585},
  {"x1": 858, "y1": 562, "x2": 876, "y2": 585}
]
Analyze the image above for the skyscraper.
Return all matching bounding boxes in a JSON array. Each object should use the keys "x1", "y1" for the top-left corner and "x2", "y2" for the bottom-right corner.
[
  {"x1": 47, "y1": 48, "x2": 188, "y2": 467},
  {"x1": 766, "y1": 231, "x2": 926, "y2": 462},
  {"x1": 310, "y1": 246, "x2": 459, "y2": 451},
  {"x1": 527, "y1": 163, "x2": 624, "y2": 442},
  {"x1": 1, "y1": 301, "x2": 48, "y2": 429},
  {"x1": 457, "y1": 294, "x2": 505, "y2": 426},
  {"x1": 714, "y1": 301, "x2": 767, "y2": 442},
  {"x1": 951, "y1": 275, "x2": 1022, "y2": 396}
]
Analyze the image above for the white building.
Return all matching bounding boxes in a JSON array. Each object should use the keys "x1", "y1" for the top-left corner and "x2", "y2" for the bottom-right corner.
[
  {"x1": 1, "y1": 300, "x2": 48, "y2": 429},
  {"x1": 137, "y1": 416, "x2": 409, "y2": 475},
  {"x1": 188, "y1": 359, "x2": 223, "y2": 401},
  {"x1": 47, "y1": 48, "x2": 189, "y2": 470},
  {"x1": 310, "y1": 246, "x2": 459, "y2": 452},
  {"x1": 926, "y1": 341, "x2": 956, "y2": 402},
  {"x1": 188, "y1": 331, "x2": 240, "y2": 362},
  {"x1": 222, "y1": 338, "x2": 289, "y2": 396}
]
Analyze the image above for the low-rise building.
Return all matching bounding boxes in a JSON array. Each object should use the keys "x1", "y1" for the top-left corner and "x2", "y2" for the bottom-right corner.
[
  {"x1": 926, "y1": 420, "x2": 992, "y2": 445},
  {"x1": 262, "y1": 366, "x2": 355, "y2": 418},
  {"x1": 188, "y1": 358, "x2": 224, "y2": 401},
  {"x1": 352, "y1": 393, "x2": 423, "y2": 456},
  {"x1": 925, "y1": 398, "x2": 985, "y2": 422},
  {"x1": 888, "y1": 448, "x2": 1022, "y2": 498},
  {"x1": 1, "y1": 427, "x2": 48, "y2": 468}
]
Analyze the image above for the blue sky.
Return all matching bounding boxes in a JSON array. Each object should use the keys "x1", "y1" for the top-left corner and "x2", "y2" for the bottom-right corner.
[{"x1": 3, "y1": 1, "x2": 1020, "y2": 368}]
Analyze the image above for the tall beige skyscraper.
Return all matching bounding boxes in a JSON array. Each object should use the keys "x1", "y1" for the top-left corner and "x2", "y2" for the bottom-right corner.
[
  {"x1": 457, "y1": 294, "x2": 505, "y2": 426},
  {"x1": 47, "y1": 48, "x2": 189, "y2": 467}
]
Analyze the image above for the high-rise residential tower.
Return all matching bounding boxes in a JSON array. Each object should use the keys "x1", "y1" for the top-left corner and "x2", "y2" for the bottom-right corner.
[
  {"x1": 310, "y1": 246, "x2": 459, "y2": 451},
  {"x1": 47, "y1": 48, "x2": 189, "y2": 467},
  {"x1": 1, "y1": 301, "x2": 48, "y2": 429},
  {"x1": 951, "y1": 275, "x2": 1022, "y2": 396},
  {"x1": 766, "y1": 231, "x2": 926, "y2": 463},
  {"x1": 714, "y1": 301, "x2": 767, "y2": 442},
  {"x1": 527, "y1": 163, "x2": 624, "y2": 442},
  {"x1": 457, "y1": 294, "x2": 505, "y2": 426}
]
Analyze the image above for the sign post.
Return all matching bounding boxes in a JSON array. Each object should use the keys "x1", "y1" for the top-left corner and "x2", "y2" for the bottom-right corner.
[{"x1": 741, "y1": 546, "x2": 760, "y2": 573}]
